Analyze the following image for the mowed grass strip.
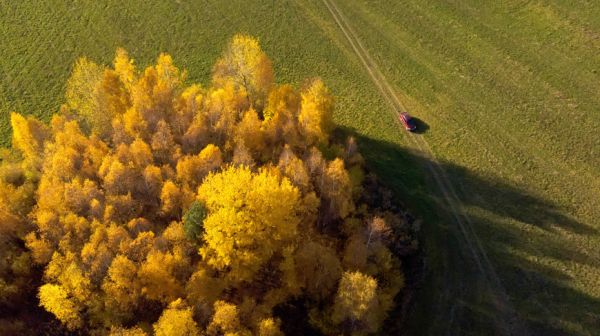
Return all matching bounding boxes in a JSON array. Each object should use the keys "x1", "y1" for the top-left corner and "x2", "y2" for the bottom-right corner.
[{"x1": 327, "y1": 0, "x2": 600, "y2": 335}]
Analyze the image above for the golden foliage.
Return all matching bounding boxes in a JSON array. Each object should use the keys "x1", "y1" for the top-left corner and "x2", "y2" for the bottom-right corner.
[
  {"x1": 0, "y1": 35, "x2": 411, "y2": 335},
  {"x1": 10, "y1": 112, "x2": 49, "y2": 171},
  {"x1": 332, "y1": 271, "x2": 380, "y2": 332},
  {"x1": 212, "y1": 34, "x2": 273, "y2": 109},
  {"x1": 298, "y1": 79, "x2": 333, "y2": 146},
  {"x1": 295, "y1": 241, "x2": 342, "y2": 300},
  {"x1": 198, "y1": 165, "x2": 302, "y2": 283},
  {"x1": 257, "y1": 318, "x2": 284, "y2": 336},
  {"x1": 176, "y1": 144, "x2": 222, "y2": 188},
  {"x1": 207, "y1": 300, "x2": 250, "y2": 336},
  {"x1": 113, "y1": 48, "x2": 136, "y2": 89},
  {"x1": 153, "y1": 299, "x2": 200, "y2": 336},
  {"x1": 102, "y1": 255, "x2": 141, "y2": 318},
  {"x1": 38, "y1": 283, "x2": 82, "y2": 330},
  {"x1": 322, "y1": 158, "x2": 354, "y2": 220},
  {"x1": 65, "y1": 57, "x2": 104, "y2": 131},
  {"x1": 110, "y1": 326, "x2": 148, "y2": 336}
]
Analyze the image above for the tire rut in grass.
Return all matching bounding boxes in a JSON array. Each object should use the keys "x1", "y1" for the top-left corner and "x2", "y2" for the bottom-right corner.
[{"x1": 319, "y1": 0, "x2": 528, "y2": 334}]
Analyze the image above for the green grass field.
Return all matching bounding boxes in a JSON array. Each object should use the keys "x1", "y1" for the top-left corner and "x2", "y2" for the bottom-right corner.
[
  {"x1": 1, "y1": 1, "x2": 599, "y2": 335},
  {"x1": 325, "y1": 1, "x2": 600, "y2": 334}
]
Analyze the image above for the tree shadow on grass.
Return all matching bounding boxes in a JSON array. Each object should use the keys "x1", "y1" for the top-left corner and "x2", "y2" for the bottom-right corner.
[
  {"x1": 345, "y1": 128, "x2": 597, "y2": 237},
  {"x1": 336, "y1": 127, "x2": 600, "y2": 336}
]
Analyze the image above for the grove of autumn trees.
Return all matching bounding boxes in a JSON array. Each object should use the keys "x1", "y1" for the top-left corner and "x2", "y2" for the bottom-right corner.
[{"x1": 0, "y1": 35, "x2": 416, "y2": 336}]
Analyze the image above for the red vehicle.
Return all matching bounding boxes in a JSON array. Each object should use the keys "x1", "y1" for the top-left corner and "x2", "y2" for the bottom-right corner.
[{"x1": 399, "y1": 112, "x2": 417, "y2": 131}]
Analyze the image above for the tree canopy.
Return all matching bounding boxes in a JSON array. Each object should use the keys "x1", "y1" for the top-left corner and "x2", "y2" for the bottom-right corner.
[{"x1": 0, "y1": 34, "x2": 415, "y2": 335}]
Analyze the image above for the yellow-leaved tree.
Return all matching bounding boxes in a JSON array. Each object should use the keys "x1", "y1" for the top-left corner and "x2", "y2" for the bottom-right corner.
[
  {"x1": 153, "y1": 299, "x2": 200, "y2": 336},
  {"x1": 38, "y1": 283, "x2": 82, "y2": 330},
  {"x1": 198, "y1": 165, "x2": 304, "y2": 283},
  {"x1": 212, "y1": 34, "x2": 274, "y2": 110},
  {"x1": 331, "y1": 271, "x2": 380, "y2": 334},
  {"x1": 207, "y1": 300, "x2": 251, "y2": 336},
  {"x1": 0, "y1": 34, "x2": 414, "y2": 336},
  {"x1": 297, "y1": 79, "x2": 334, "y2": 146},
  {"x1": 10, "y1": 112, "x2": 50, "y2": 172}
]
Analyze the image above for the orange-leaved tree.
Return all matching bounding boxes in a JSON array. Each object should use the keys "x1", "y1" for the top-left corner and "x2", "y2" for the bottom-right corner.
[{"x1": 0, "y1": 34, "x2": 413, "y2": 335}]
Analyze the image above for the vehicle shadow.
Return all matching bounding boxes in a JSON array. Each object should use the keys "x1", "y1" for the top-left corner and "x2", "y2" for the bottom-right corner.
[
  {"x1": 410, "y1": 117, "x2": 429, "y2": 134},
  {"x1": 335, "y1": 126, "x2": 600, "y2": 336}
]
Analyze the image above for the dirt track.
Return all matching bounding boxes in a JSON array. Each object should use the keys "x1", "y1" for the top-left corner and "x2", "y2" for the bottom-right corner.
[{"x1": 321, "y1": 0, "x2": 528, "y2": 334}]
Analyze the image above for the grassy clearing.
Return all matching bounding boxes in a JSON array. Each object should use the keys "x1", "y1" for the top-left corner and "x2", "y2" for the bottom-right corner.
[
  {"x1": 326, "y1": 0, "x2": 600, "y2": 334},
  {"x1": 1, "y1": 0, "x2": 599, "y2": 335}
]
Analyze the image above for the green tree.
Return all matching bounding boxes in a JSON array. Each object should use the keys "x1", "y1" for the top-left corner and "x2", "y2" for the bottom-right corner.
[{"x1": 183, "y1": 201, "x2": 206, "y2": 242}]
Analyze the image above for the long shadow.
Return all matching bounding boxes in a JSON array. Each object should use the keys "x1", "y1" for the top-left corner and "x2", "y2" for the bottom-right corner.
[{"x1": 336, "y1": 127, "x2": 600, "y2": 336}]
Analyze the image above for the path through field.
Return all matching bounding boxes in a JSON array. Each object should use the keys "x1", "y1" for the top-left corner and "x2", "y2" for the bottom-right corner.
[{"x1": 321, "y1": 0, "x2": 528, "y2": 334}]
